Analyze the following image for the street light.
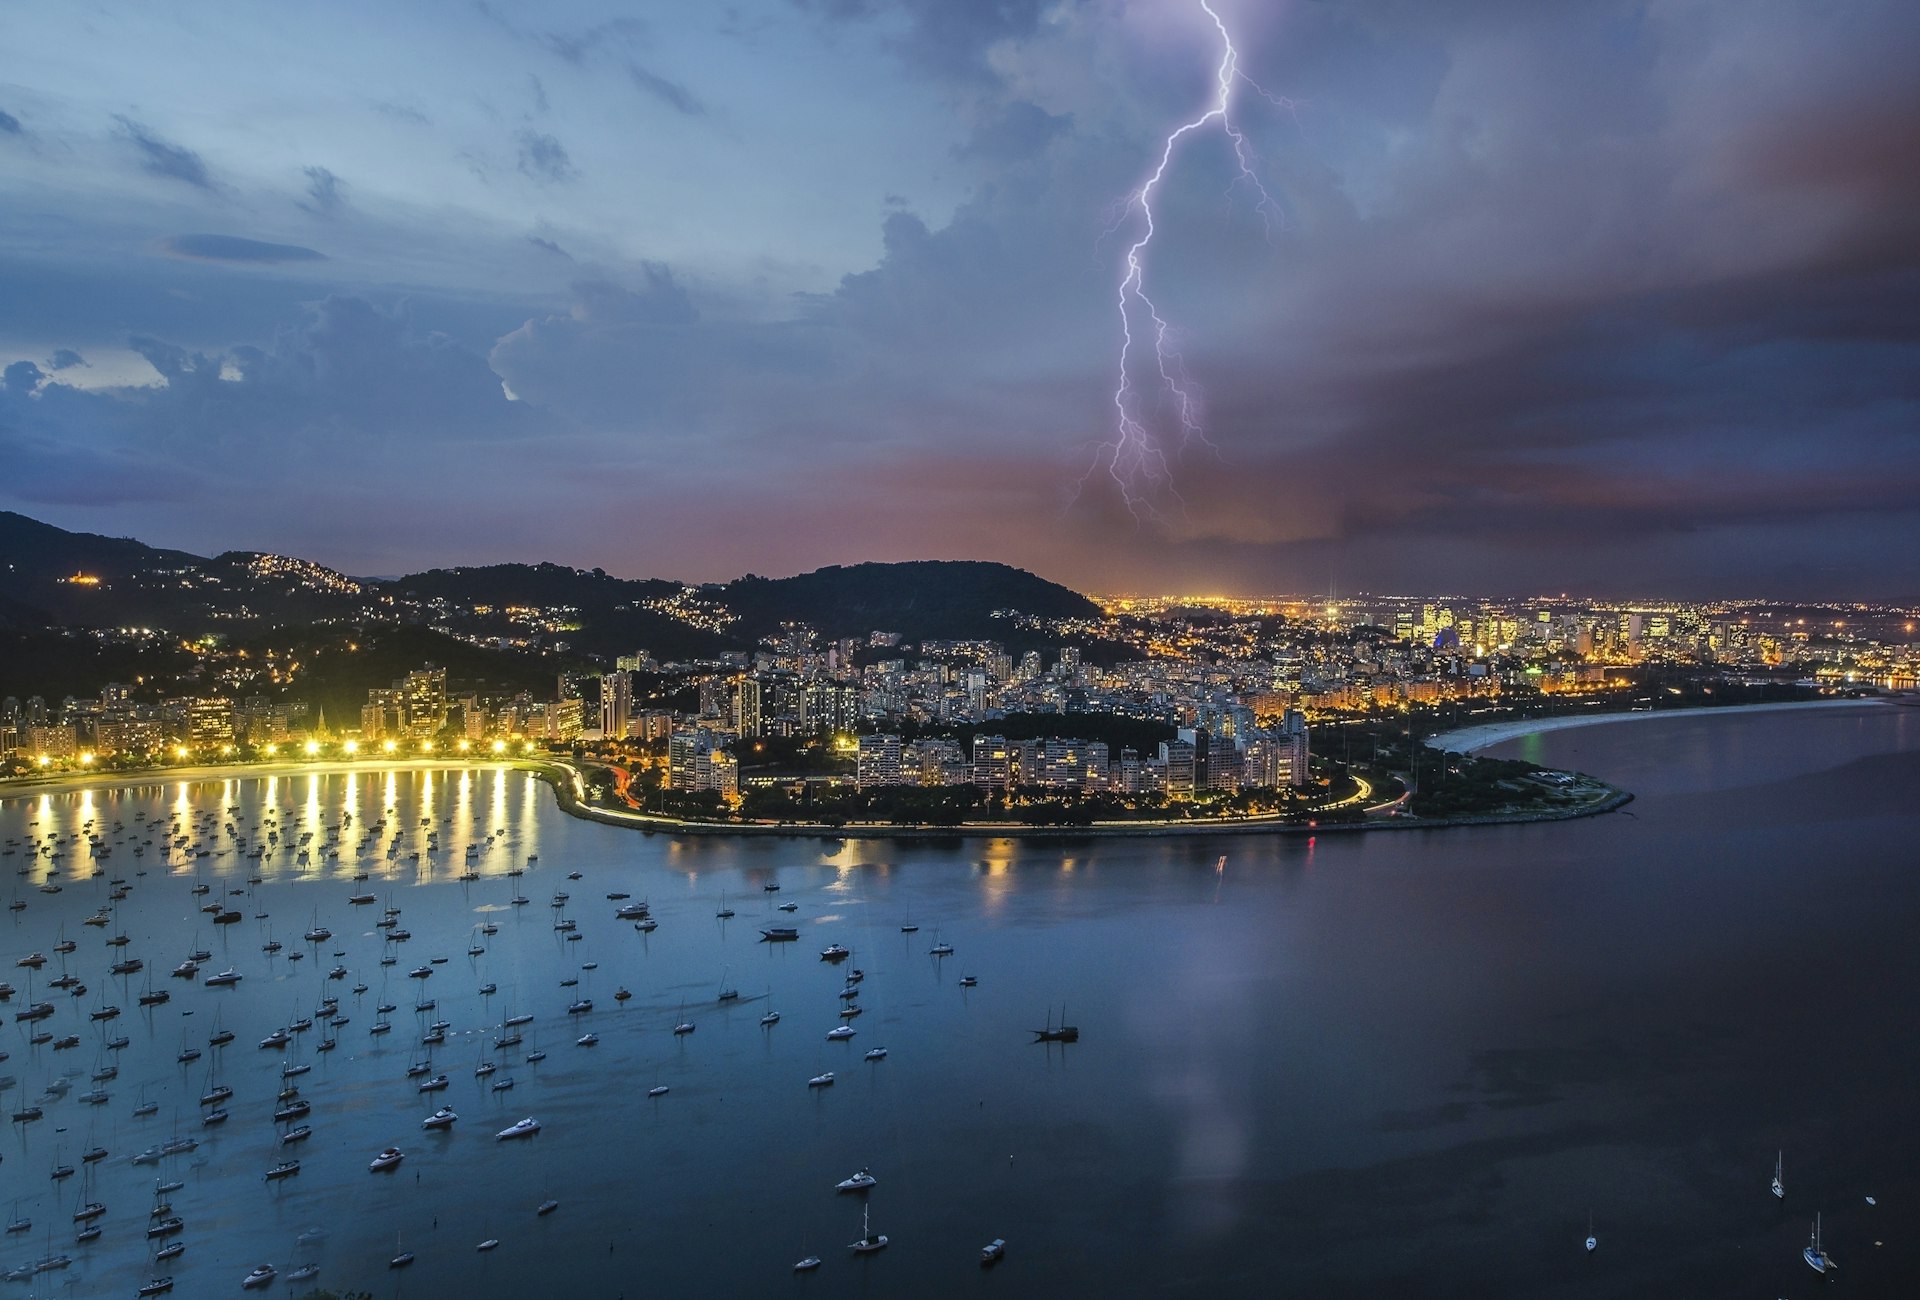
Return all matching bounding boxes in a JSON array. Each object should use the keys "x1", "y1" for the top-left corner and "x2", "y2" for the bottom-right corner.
[
  {"x1": 491, "y1": 740, "x2": 507, "y2": 754},
  {"x1": 304, "y1": 740, "x2": 321, "y2": 757},
  {"x1": 383, "y1": 740, "x2": 398, "y2": 754},
  {"x1": 343, "y1": 740, "x2": 359, "y2": 755}
]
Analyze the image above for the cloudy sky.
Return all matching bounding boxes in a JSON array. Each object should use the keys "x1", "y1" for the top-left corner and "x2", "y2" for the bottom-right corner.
[{"x1": 2, "y1": 0, "x2": 1916, "y2": 599}]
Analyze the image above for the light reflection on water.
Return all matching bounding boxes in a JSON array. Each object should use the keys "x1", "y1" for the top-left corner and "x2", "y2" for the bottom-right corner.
[{"x1": 0, "y1": 708, "x2": 1916, "y2": 1298}]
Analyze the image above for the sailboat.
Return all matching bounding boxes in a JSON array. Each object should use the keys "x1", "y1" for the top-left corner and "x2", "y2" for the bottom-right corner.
[
  {"x1": 1033, "y1": 1005, "x2": 1079, "y2": 1043},
  {"x1": 1584, "y1": 1210, "x2": 1596, "y2": 1253},
  {"x1": 1771, "y1": 1150, "x2": 1784, "y2": 1199},
  {"x1": 1803, "y1": 1212, "x2": 1835, "y2": 1273},
  {"x1": 848, "y1": 1202, "x2": 888, "y2": 1254},
  {"x1": 717, "y1": 967, "x2": 738, "y2": 1002}
]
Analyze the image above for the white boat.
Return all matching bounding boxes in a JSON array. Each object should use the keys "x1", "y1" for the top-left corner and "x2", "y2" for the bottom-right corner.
[
  {"x1": 496, "y1": 1117, "x2": 541, "y2": 1140},
  {"x1": 836, "y1": 1168, "x2": 877, "y2": 1193},
  {"x1": 980, "y1": 1237, "x2": 1006, "y2": 1264},
  {"x1": 808, "y1": 1072, "x2": 835, "y2": 1088},
  {"x1": 1584, "y1": 1210, "x2": 1596, "y2": 1253},
  {"x1": 423, "y1": 1107, "x2": 458, "y2": 1130},
  {"x1": 242, "y1": 1264, "x2": 276, "y2": 1288},
  {"x1": 793, "y1": 1255, "x2": 821, "y2": 1272},
  {"x1": 478, "y1": 1238, "x2": 499, "y2": 1252},
  {"x1": 761, "y1": 1010, "x2": 781, "y2": 1027},
  {"x1": 576, "y1": 1033, "x2": 599, "y2": 1046},
  {"x1": 827, "y1": 1025, "x2": 856, "y2": 1040},
  {"x1": 1804, "y1": 1212, "x2": 1835, "y2": 1273},
  {"x1": 1772, "y1": 1150, "x2": 1784, "y2": 1199},
  {"x1": 848, "y1": 1203, "x2": 888, "y2": 1254},
  {"x1": 204, "y1": 969, "x2": 242, "y2": 987},
  {"x1": 864, "y1": 1047, "x2": 888, "y2": 1061},
  {"x1": 369, "y1": 1147, "x2": 406, "y2": 1172},
  {"x1": 288, "y1": 1263, "x2": 319, "y2": 1281}
]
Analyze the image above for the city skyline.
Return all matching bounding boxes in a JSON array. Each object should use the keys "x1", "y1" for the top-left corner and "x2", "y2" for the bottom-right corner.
[{"x1": 4, "y1": 1, "x2": 1917, "y2": 601}]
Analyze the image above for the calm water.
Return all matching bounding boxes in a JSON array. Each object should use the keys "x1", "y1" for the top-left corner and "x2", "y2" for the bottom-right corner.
[{"x1": 3, "y1": 704, "x2": 1919, "y2": 1298}]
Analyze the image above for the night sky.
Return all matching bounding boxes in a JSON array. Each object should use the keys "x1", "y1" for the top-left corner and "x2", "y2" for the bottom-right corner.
[{"x1": 2, "y1": 1, "x2": 1916, "y2": 599}]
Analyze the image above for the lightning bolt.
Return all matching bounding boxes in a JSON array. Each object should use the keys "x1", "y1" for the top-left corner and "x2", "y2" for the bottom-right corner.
[{"x1": 1082, "y1": 0, "x2": 1288, "y2": 519}]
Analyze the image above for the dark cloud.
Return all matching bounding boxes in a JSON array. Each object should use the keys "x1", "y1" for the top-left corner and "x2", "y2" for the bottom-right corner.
[
  {"x1": 160, "y1": 234, "x2": 327, "y2": 264},
  {"x1": 0, "y1": 108, "x2": 21, "y2": 135},
  {"x1": 516, "y1": 130, "x2": 575, "y2": 182},
  {"x1": 527, "y1": 236, "x2": 571, "y2": 259},
  {"x1": 954, "y1": 100, "x2": 1070, "y2": 162},
  {"x1": 46, "y1": 349, "x2": 87, "y2": 371},
  {"x1": 4, "y1": 361, "x2": 43, "y2": 395},
  {"x1": 625, "y1": 61, "x2": 705, "y2": 117},
  {"x1": 112, "y1": 115, "x2": 214, "y2": 190},
  {"x1": 791, "y1": 0, "x2": 1051, "y2": 81},
  {"x1": 300, "y1": 166, "x2": 345, "y2": 215}
]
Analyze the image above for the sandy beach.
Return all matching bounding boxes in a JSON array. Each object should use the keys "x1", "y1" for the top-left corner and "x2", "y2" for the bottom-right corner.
[{"x1": 1426, "y1": 697, "x2": 1890, "y2": 755}]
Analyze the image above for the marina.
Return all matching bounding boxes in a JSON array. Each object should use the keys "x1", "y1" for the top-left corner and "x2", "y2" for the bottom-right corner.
[{"x1": 0, "y1": 706, "x2": 1916, "y2": 1295}]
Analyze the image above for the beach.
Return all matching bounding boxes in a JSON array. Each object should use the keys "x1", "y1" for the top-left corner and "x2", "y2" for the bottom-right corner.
[{"x1": 1425, "y1": 697, "x2": 1889, "y2": 755}]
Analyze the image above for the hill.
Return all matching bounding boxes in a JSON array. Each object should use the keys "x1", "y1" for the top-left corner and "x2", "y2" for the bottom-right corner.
[{"x1": 721, "y1": 561, "x2": 1100, "y2": 643}]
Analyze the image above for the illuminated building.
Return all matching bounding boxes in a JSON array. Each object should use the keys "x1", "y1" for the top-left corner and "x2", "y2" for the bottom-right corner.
[
  {"x1": 856, "y1": 733, "x2": 903, "y2": 787},
  {"x1": 600, "y1": 670, "x2": 632, "y2": 739}
]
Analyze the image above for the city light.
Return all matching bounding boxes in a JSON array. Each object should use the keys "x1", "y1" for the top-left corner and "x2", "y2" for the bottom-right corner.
[
  {"x1": 80, "y1": 752, "x2": 94, "y2": 766},
  {"x1": 383, "y1": 740, "x2": 398, "y2": 754},
  {"x1": 262, "y1": 744, "x2": 277, "y2": 757},
  {"x1": 304, "y1": 740, "x2": 321, "y2": 756},
  {"x1": 343, "y1": 740, "x2": 359, "y2": 755},
  {"x1": 491, "y1": 740, "x2": 507, "y2": 754},
  {"x1": 174, "y1": 746, "x2": 189, "y2": 759},
  {"x1": 37, "y1": 755, "x2": 51, "y2": 767},
  {"x1": 421, "y1": 740, "x2": 434, "y2": 752},
  {"x1": 457, "y1": 740, "x2": 471, "y2": 752}
]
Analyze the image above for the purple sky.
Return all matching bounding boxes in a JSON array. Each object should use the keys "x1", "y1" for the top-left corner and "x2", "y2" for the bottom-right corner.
[{"x1": 2, "y1": 1, "x2": 1916, "y2": 599}]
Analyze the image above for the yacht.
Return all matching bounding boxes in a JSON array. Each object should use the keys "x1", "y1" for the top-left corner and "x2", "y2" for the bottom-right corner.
[
  {"x1": 959, "y1": 975, "x2": 978, "y2": 988},
  {"x1": 1585, "y1": 1211, "x2": 1597, "y2": 1253},
  {"x1": 820, "y1": 944, "x2": 850, "y2": 962},
  {"x1": 423, "y1": 1107, "x2": 458, "y2": 1130},
  {"x1": 154, "y1": 1242, "x2": 185, "y2": 1261},
  {"x1": 929, "y1": 941, "x2": 954, "y2": 957},
  {"x1": 981, "y1": 1238, "x2": 1006, "y2": 1265},
  {"x1": 478, "y1": 1238, "x2": 500, "y2": 1252},
  {"x1": 761, "y1": 1010, "x2": 781, "y2": 1027},
  {"x1": 836, "y1": 1168, "x2": 877, "y2": 1193},
  {"x1": 265, "y1": 1160, "x2": 300, "y2": 1181},
  {"x1": 808, "y1": 1072, "x2": 835, "y2": 1088},
  {"x1": 761, "y1": 927, "x2": 799, "y2": 942},
  {"x1": 505, "y1": 1013, "x2": 535, "y2": 1027},
  {"x1": 1772, "y1": 1150, "x2": 1785, "y2": 1199},
  {"x1": 615, "y1": 903, "x2": 649, "y2": 920},
  {"x1": 242, "y1": 1265, "x2": 277, "y2": 1289},
  {"x1": 288, "y1": 1263, "x2": 319, "y2": 1282},
  {"x1": 827, "y1": 1025, "x2": 856, "y2": 1040},
  {"x1": 794, "y1": 1256, "x2": 822, "y2": 1272},
  {"x1": 137, "y1": 1280, "x2": 174, "y2": 1297},
  {"x1": 864, "y1": 1047, "x2": 888, "y2": 1061},
  {"x1": 147, "y1": 1216, "x2": 185, "y2": 1237},
  {"x1": 567, "y1": 998, "x2": 593, "y2": 1015},
  {"x1": 497, "y1": 1117, "x2": 541, "y2": 1140},
  {"x1": 280, "y1": 1125, "x2": 312, "y2": 1145},
  {"x1": 369, "y1": 1148, "x2": 406, "y2": 1172},
  {"x1": 635, "y1": 918, "x2": 658, "y2": 932},
  {"x1": 417, "y1": 1074, "x2": 450, "y2": 1093},
  {"x1": 204, "y1": 969, "x2": 242, "y2": 987},
  {"x1": 538, "y1": 1199, "x2": 560, "y2": 1216},
  {"x1": 647, "y1": 1085, "x2": 669, "y2": 1098},
  {"x1": 848, "y1": 1203, "x2": 888, "y2": 1254},
  {"x1": 576, "y1": 1033, "x2": 599, "y2": 1047},
  {"x1": 1804, "y1": 1212, "x2": 1835, "y2": 1273}
]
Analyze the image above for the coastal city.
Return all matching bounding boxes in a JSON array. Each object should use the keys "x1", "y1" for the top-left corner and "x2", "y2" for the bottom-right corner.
[{"x1": 5, "y1": 560, "x2": 1904, "y2": 826}]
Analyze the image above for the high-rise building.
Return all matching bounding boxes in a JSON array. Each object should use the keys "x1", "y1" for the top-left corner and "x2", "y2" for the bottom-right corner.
[
  {"x1": 856, "y1": 734, "x2": 903, "y2": 787},
  {"x1": 600, "y1": 671, "x2": 633, "y2": 740},
  {"x1": 402, "y1": 668, "x2": 447, "y2": 737}
]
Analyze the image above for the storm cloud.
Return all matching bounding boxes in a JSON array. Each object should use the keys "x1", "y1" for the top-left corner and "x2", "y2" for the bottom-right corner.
[{"x1": 1, "y1": 0, "x2": 1916, "y2": 597}]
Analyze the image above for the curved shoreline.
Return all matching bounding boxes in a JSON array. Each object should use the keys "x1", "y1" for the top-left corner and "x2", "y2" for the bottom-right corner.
[
  {"x1": 527, "y1": 764, "x2": 1631, "y2": 841},
  {"x1": 1425, "y1": 697, "x2": 1889, "y2": 756}
]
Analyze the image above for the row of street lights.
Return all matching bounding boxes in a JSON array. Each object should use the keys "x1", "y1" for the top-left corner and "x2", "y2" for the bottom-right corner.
[{"x1": 26, "y1": 737, "x2": 544, "y2": 771}]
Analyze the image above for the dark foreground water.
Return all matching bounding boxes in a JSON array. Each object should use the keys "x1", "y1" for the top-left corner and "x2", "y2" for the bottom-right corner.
[{"x1": 3, "y1": 703, "x2": 1918, "y2": 1299}]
